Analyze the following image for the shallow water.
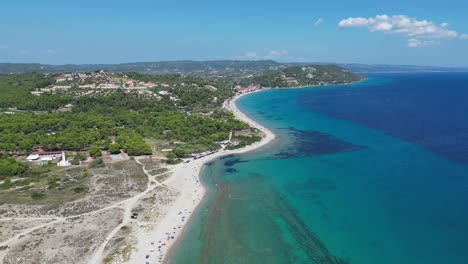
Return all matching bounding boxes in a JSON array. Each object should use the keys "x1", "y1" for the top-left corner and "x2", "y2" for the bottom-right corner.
[{"x1": 167, "y1": 73, "x2": 468, "y2": 264}]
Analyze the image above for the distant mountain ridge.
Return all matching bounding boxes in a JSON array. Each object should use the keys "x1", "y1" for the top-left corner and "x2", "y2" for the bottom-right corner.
[
  {"x1": 0, "y1": 61, "x2": 467, "y2": 75},
  {"x1": 0, "y1": 60, "x2": 284, "y2": 75}
]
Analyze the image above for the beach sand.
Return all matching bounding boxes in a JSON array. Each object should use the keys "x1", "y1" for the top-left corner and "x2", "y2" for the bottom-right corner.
[{"x1": 127, "y1": 91, "x2": 275, "y2": 264}]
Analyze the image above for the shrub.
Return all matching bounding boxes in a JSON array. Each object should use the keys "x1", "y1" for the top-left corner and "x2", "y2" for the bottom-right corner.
[
  {"x1": 88, "y1": 145, "x2": 101, "y2": 158},
  {"x1": 81, "y1": 169, "x2": 89, "y2": 178},
  {"x1": 89, "y1": 158, "x2": 104, "y2": 168},
  {"x1": 31, "y1": 192, "x2": 47, "y2": 200},
  {"x1": 108, "y1": 143, "x2": 121, "y2": 154},
  {"x1": 73, "y1": 185, "x2": 89, "y2": 193},
  {"x1": 166, "y1": 158, "x2": 182, "y2": 165}
]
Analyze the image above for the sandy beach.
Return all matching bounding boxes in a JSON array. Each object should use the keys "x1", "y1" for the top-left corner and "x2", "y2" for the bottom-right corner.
[
  {"x1": 126, "y1": 90, "x2": 275, "y2": 264},
  {"x1": 0, "y1": 90, "x2": 274, "y2": 264}
]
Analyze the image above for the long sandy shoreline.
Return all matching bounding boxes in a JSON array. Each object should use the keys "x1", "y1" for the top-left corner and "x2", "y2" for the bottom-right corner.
[{"x1": 129, "y1": 90, "x2": 275, "y2": 264}]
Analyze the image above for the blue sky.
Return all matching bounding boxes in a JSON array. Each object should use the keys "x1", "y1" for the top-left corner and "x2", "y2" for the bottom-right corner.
[{"x1": 1, "y1": 0, "x2": 467, "y2": 66}]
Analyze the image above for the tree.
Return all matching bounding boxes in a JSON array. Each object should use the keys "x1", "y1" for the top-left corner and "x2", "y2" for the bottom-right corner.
[
  {"x1": 108, "y1": 143, "x2": 121, "y2": 154},
  {"x1": 71, "y1": 152, "x2": 86, "y2": 165},
  {"x1": 166, "y1": 152, "x2": 177, "y2": 160},
  {"x1": 89, "y1": 158, "x2": 104, "y2": 168},
  {"x1": 88, "y1": 145, "x2": 101, "y2": 158},
  {"x1": 172, "y1": 148, "x2": 187, "y2": 158},
  {"x1": 0, "y1": 154, "x2": 29, "y2": 178}
]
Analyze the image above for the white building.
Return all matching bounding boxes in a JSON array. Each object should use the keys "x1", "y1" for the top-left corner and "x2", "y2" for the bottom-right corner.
[
  {"x1": 41, "y1": 157, "x2": 53, "y2": 162},
  {"x1": 79, "y1": 84, "x2": 95, "y2": 88},
  {"x1": 26, "y1": 154, "x2": 40, "y2": 162},
  {"x1": 57, "y1": 152, "x2": 70, "y2": 166}
]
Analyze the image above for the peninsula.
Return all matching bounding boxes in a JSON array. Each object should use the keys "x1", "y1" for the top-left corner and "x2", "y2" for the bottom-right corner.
[{"x1": 0, "y1": 62, "x2": 363, "y2": 263}]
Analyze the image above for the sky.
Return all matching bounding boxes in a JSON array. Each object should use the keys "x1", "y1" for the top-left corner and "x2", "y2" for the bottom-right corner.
[{"x1": 1, "y1": 0, "x2": 467, "y2": 66}]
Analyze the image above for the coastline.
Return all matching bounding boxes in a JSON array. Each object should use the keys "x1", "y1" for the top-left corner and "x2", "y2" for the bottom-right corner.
[
  {"x1": 129, "y1": 90, "x2": 276, "y2": 264},
  {"x1": 130, "y1": 79, "x2": 367, "y2": 263}
]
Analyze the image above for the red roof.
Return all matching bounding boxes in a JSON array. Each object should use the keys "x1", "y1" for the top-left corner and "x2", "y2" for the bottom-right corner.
[{"x1": 31, "y1": 150, "x2": 65, "y2": 155}]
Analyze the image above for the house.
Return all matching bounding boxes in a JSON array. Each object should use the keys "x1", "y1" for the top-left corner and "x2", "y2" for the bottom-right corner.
[
  {"x1": 78, "y1": 73, "x2": 87, "y2": 79},
  {"x1": 30, "y1": 91, "x2": 43, "y2": 96},
  {"x1": 78, "y1": 84, "x2": 95, "y2": 88},
  {"x1": 99, "y1": 83, "x2": 119, "y2": 89},
  {"x1": 236, "y1": 85, "x2": 259, "y2": 93},
  {"x1": 52, "y1": 85, "x2": 72, "y2": 90},
  {"x1": 41, "y1": 156, "x2": 53, "y2": 162},
  {"x1": 26, "y1": 154, "x2": 40, "y2": 162},
  {"x1": 40, "y1": 156, "x2": 54, "y2": 165}
]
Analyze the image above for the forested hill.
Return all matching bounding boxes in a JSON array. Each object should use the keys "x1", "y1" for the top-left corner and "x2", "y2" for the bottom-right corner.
[
  {"x1": 239, "y1": 65, "x2": 365, "y2": 88},
  {"x1": 0, "y1": 60, "x2": 285, "y2": 75},
  {"x1": 0, "y1": 72, "x2": 252, "y2": 161}
]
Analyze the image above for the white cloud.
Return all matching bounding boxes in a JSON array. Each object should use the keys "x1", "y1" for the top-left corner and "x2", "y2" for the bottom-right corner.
[
  {"x1": 264, "y1": 50, "x2": 288, "y2": 59},
  {"x1": 339, "y1": 17, "x2": 375, "y2": 27},
  {"x1": 373, "y1": 21, "x2": 393, "y2": 31},
  {"x1": 407, "y1": 38, "x2": 439, "y2": 48},
  {"x1": 338, "y1": 14, "x2": 460, "y2": 47},
  {"x1": 19, "y1": 50, "x2": 29, "y2": 54},
  {"x1": 461, "y1": 34, "x2": 468, "y2": 40},
  {"x1": 314, "y1": 18, "x2": 324, "y2": 27},
  {"x1": 0, "y1": 44, "x2": 8, "y2": 49}
]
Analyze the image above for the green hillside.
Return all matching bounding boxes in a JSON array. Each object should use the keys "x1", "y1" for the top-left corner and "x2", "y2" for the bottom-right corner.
[{"x1": 239, "y1": 65, "x2": 365, "y2": 88}]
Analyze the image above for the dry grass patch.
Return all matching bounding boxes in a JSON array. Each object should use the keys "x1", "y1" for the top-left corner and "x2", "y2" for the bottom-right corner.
[{"x1": 2, "y1": 208, "x2": 123, "y2": 264}]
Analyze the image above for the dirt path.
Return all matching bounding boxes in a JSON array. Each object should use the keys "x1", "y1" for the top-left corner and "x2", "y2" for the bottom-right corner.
[
  {"x1": 0, "y1": 217, "x2": 65, "y2": 248},
  {"x1": 89, "y1": 157, "x2": 178, "y2": 264},
  {"x1": 0, "y1": 157, "x2": 178, "y2": 264}
]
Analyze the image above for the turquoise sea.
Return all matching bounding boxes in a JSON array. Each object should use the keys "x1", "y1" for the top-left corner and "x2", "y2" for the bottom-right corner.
[{"x1": 167, "y1": 73, "x2": 468, "y2": 264}]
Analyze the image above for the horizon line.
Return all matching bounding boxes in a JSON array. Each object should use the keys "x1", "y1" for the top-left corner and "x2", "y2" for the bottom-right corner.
[{"x1": 0, "y1": 60, "x2": 467, "y2": 69}]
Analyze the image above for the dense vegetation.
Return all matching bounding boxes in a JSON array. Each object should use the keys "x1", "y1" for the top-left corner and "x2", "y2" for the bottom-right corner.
[
  {"x1": 125, "y1": 72, "x2": 232, "y2": 111},
  {"x1": 0, "y1": 72, "x2": 252, "y2": 178},
  {"x1": 1, "y1": 110, "x2": 246, "y2": 150},
  {"x1": 0, "y1": 73, "x2": 64, "y2": 110},
  {"x1": 0, "y1": 154, "x2": 29, "y2": 177}
]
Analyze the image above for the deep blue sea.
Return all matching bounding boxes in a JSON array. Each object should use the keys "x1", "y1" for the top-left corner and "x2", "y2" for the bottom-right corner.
[{"x1": 167, "y1": 73, "x2": 468, "y2": 264}]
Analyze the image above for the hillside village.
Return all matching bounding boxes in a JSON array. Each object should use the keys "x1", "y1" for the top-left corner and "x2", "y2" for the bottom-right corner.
[
  {"x1": 27, "y1": 65, "x2": 364, "y2": 102},
  {"x1": 30, "y1": 71, "x2": 180, "y2": 100}
]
